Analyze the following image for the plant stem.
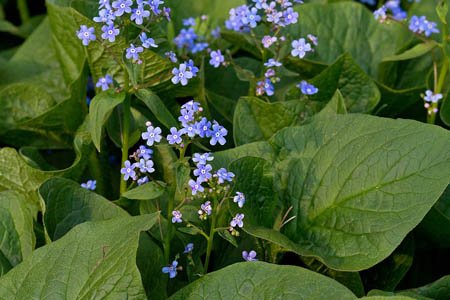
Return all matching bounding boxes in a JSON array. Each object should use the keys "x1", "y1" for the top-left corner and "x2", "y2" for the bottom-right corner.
[
  {"x1": 163, "y1": 189, "x2": 174, "y2": 264},
  {"x1": 17, "y1": 0, "x2": 29, "y2": 24},
  {"x1": 0, "y1": 4, "x2": 5, "y2": 20},
  {"x1": 119, "y1": 24, "x2": 131, "y2": 195},
  {"x1": 428, "y1": 16, "x2": 448, "y2": 124},
  {"x1": 204, "y1": 194, "x2": 218, "y2": 272}
]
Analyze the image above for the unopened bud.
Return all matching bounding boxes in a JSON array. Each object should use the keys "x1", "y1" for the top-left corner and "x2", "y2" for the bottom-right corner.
[{"x1": 145, "y1": 121, "x2": 152, "y2": 127}]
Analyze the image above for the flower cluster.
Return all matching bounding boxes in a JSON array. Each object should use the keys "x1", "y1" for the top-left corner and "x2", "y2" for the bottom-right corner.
[
  {"x1": 120, "y1": 144, "x2": 154, "y2": 185},
  {"x1": 171, "y1": 59, "x2": 198, "y2": 86},
  {"x1": 225, "y1": 1, "x2": 302, "y2": 32},
  {"x1": 173, "y1": 18, "x2": 209, "y2": 54},
  {"x1": 374, "y1": 0, "x2": 408, "y2": 22},
  {"x1": 423, "y1": 90, "x2": 443, "y2": 114},
  {"x1": 409, "y1": 15, "x2": 439, "y2": 37},
  {"x1": 76, "y1": 0, "x2": 170, "y2": 64}
]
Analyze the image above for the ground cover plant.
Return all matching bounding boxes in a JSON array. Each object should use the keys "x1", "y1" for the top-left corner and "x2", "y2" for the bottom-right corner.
[{"x1": 0, "y1": 0, "x2": 449, "y2": 299}]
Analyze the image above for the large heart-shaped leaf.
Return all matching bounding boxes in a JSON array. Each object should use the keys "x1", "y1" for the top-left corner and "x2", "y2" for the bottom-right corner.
[
  {"x1": 39, "y1": 177, "x2": 167, "y2": 299},
  {"x1": 0, "y1": 191, "x2": 35, "y2": 276},
  {"x1": 213, "y1": 114, "x2": 450, "y2": 271},
  {"x1": 169, "y1": 262, "x2": 356, "y2": 300},
  {"x1": 0, "y1": 215, "x2": 157, "y2": 299}
]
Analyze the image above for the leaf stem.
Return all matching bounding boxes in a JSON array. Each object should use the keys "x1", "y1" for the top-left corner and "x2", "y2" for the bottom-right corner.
[
  {"x1": 428, "y1": 12, "x2": 448, "y2": 124},
  {"x1": 204, "y1": 193, "x2": 218, "y2": 272}
]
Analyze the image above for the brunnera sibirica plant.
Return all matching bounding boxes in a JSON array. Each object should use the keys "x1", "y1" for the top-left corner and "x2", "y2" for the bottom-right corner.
[{"x1": 1, "y1": 0, "x2": 450, "y2": 299}]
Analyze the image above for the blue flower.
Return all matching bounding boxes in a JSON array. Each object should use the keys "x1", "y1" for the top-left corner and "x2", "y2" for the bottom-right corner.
[
  {"x1": 162, "y1": 260, "x2": 178, "y2": 278},
  {"x1": 140, "y1": 32, "x2": 158, "y2": 49},
  {"x1": 211, "y1": 26, "x2": 221, "y2": 38},
  {"x1": 242, "y1": 250, "x2": 258, "y2": 261},
  {"x1": 126, "y1": 44, "x2": 144, "y2": 60},
  {"x1": 191, "y1": 42, "x2": 209, "y2": 54},
  {"x1": 171, "y1": 210, "x2": 183, "y2": 223},
  {"x1": 93, "y1": 8, "x2": 115, "y2": 23},
  {"x1": 209, "y1": 123, "x2": 227, "y2": 146},
  {"x1": 167, "y1": 127, "x2": 184, "y2": 144},
  {"x1": 297, "y1": 80, "x2": 318, "y2": 95},
  {"x1": 215, "y1": 168, "x2": 235, "y2": 184},
  {"x1": 264, "y1": 58, "x2": 282, "y2": 67},
  {"x1": 101, "y1": 23, "x2": 120, "y2": 42},
  {"x1": 257, "y1": 79, "x2": 274, "y2": 96},
  {"x1": 131, "y1": 5, "x2": 150, "y2": 25},
  {"x1": 423, "y1": 20, "x2": 439, "y2": 36},
  {"x1": 196, "y1": 117, "x2": 212, "y2": 138},
  {"x1": 183, "y1": 123, "x2": 198, "y2": 138},
  {"x1": 148, "y1": 0, "x2": 164, "y2": 15},
  {"x1": 409, "y1": 15, "x2": 427, "y2": 33},
  {"x1": 265, "y1": 69, "x2": 275, "y2": 78},
  {"x1": 291, "y1": 38, "x2": 312, "y2": 58},
  {"x1": 233, "y1": 192, "x2": 245, "y2": 208},
  {"x1": 307, "y1": 34, "x2": 318, "y2": 46},
  {"x1": 178, "y1": 109, "x2": 194, "y2": 125},
  {"x1": 171, "y1": 63, "x2": 193, "y2": 86},
  {"x1": 209, "y1": 50, "x2": 224, "y2": 68},
  {"x1": 424, "y1": 90, "x2": 443, "y2": 103},
  {"x1": 252, "y1": 0, "x2": 266, "y2": 9},
  {"x1": 373, "y1": 6, "x2": 387, "y2": 21},
  {"x1": 283, "y1": 7, "x2": 298, "y2": 25},
  {"x1": 163, "y1": 7, "x2": 171, "y2": 21},
  {"x1": 183, "y1": 17, "x2": 196, "y2": 26},
  {"x1": 174, "y1": 28, "x2": 197, "y2": 49},
  {"x1": 184, "y1": 60, "x2": 199, "y2": 77},
  {"x1": 142, "y1": 126, "x2": 162, "y2": 146},
  {"x1": 360, "y1": 0, "x2": 375, "y2": 5},
  {"x1": 262, "y1": 35, "x2": 277, "y2": 48},
  {"x1": 200, "y1": 201, "x2": 212, "y2": 215},
  {"x1": 121, "y1": 160, "x2": 136, "y2": 181},
  {"x1": 189, "y1": 179, "x2": 204, "y2": 195},
  {"x1": 243, "y1": 7, "x2": 261, "y2": 28},
  {"x1": 267, "y1": 10, "x2": 282, "y2": 24},
  {"x1": 194, "y1": 164, "x2": 213, "y2": 182},
  {"x1": 137, "y1": 159, "x2": 155, "y2": 173},
  {"x1": 165, "y1": 51, "x2": 177, "y2": 62},
  {"x1": 137, "y1": 145, "x2": 153, "y2": 160},
  {"x1": 192, "y1": 152, "x2": 214, "y2": 165},
  {"x1": 184, "y1": 243, "x2": 194, "y2": 254},
  {"x1": 99, "y1": 0, "x2": 111, "y2": 9},
  {"x1": 182, "y1": 100, "x2": 201, "y2": 112},
  {"x1": 81, "y1": 180, "x2": 96, "y2": 190},
  {"x1": 137, "y1": 176, "x2": 149, "y2": 185},
  {"x1": 112, "y1": 0, "x2": 132, "y2": 16},
  {"x1": 86, "y1": 97, "x2": 92, "y2": 105},
  {"x1": 77, "y1": 25, "x2": 96, "y2": 46},
  {"x1": 230, "y1": 213, "x2": 244, "y2": 228},
  {"x1": 96, "y1": 74, "x2": 113, "y2": 91}
]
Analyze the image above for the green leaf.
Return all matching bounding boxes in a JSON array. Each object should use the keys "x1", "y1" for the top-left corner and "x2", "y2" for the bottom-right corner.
[
  {"x1": 39, "y1": 177, "x2": 167, "y2": 299},
  {"x1": 228, "y1": 157, "x2": 276, "y2": 228},
  {"x1": 0, "y1": 120, "x2": 93, "y2": 213},
  {"x1": 88, "y1": 89, "x2": 126, "y2": 151},
  {"x1": 123, "y1": 181, "x2": 167, "y2": 200},
  {"x1": 361, "y1": 297, "x2": 417, "y2": 300},
  {"x1": 135, "y1": 89, "x2": 178, "y2": 129},
  {"x1": 169, "y1": 262, "x2": 356, "y2": 299},
  {"x1": 215, "y1": 114, "x2": 450, "y2": 271},
  {"x1": 0, "y1": 215, "x2": 156, "y2": 299},
  {"x1": 436, "y1": 1, "x2": 448, "y2": 24},
  {"x1": 217, "y1": 230, "x2": 238, "y2": 247},
  {"x1": 282, "y1": 2, "x2": 411, "y2": 78},
  {"x1": 269, "y1": 114, "x2": 450, "y2": 270},
  {"x1": 382, "y1": 43, "x2": 437, "y2": 62},
  {"x1": 314, "y1": 89, "x2": 348, "y2": 117},
  {"x1": 418, "y1": 184, "x2": 450, "y2": 247},
  {"x1": 440, "y1": 92, "x2": 450, "y2": 126},
  {"x1": 307, "y1": 53, "x2": 380, "y2": 113},
  {"x1": 0, "y1": 18, "x2": 87, "y2": 148},
  {"x1": 0, "y1": 191, "x2": 35, "y2": 275},
  {"x1": 301, "y1": 257, "x2": 365, "y2": 297},
  {"x1": 374, "y1": 83, "x2": 424, "y2": 118},
  {"x1": 176, "y1": 163, "x2": 191, "y2": 194}
]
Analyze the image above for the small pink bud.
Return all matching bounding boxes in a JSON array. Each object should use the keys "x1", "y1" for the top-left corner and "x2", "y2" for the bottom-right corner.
[
  {"x1": 137, "y1": 60, "x2": 143, "y2": 65},
  {"x1": 201, "y1": 14, "x2": 207, "y2": 20},
  {"x1": 180, "y1": 143, "x2": 184, "y2": 148},
  {"x1": 209, "y1": 189, "x2": 213, "y2": 193},
  {"x1": 424, "y1": 103, "x2": 430, "y2": 108},
  {"x1": 146, "y1": 121, "x2": 152, "y2": 127},
  {"x1": 199, "y1": 107, "x2": 203, "y2": 112},
  {"x1": 433, "y1": 108, "x2": 439, "y2": 113}
]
